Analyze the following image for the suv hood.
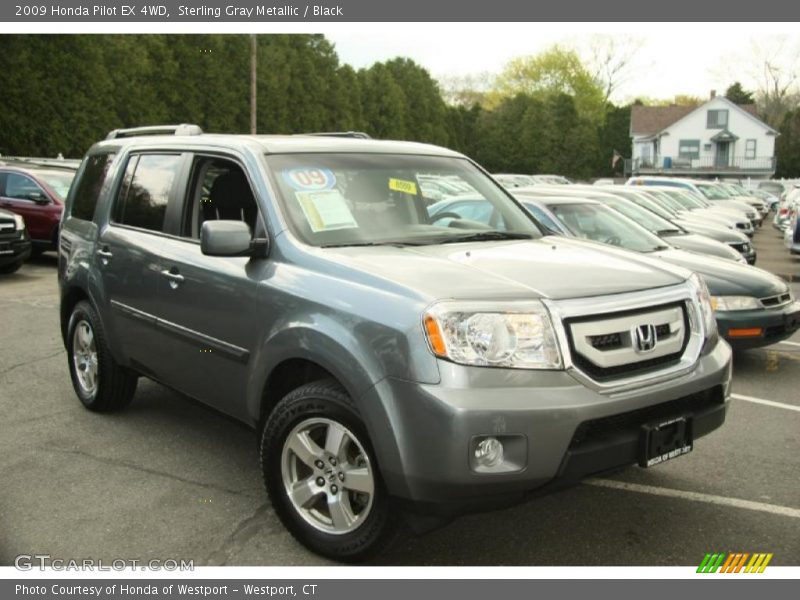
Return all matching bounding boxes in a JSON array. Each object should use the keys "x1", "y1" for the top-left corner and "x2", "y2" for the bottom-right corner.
[
  {"x1": 318, "y1": 237, "x2": 688, "y2": 301},
  {"x1": 654, "y1": 249, "x2": 787, "y2": 298}
]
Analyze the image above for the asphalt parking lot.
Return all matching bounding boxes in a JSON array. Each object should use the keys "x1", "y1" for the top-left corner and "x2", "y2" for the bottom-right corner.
[{"x1": 1, "y1": 227, "x2": 798, "y2": 567}]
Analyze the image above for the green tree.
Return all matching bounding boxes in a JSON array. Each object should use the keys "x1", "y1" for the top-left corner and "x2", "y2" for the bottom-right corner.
[
  {"x1": 382, "y1": 58, "x2": 450, "y2": 144},
  {"x1": 776, "y1": 108, "x2": 800, "y2": 177},
  {"x1": 725, "y1": 82, "x2": 756, "y2": 105},
  {"x1": 596, "y1": 104, "x2": 633, "y2": 176},
  {"x1": 491, "y1": 46, "x2": 606, "y2": 123},
  {"x1": 358, "y1": 62, "x2": 409, "y2": 139}
]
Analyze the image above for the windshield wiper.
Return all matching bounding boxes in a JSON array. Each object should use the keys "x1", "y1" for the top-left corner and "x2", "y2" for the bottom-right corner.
[
  {"x1": 656, "y1": 229, "x2": 682, "y2": 236},
  {"x1": 321, "y1": 240, "x2": 429, "y2": 248},
  {"x1": 437, "y1": 231, "x2": 534, "y2": 244}
]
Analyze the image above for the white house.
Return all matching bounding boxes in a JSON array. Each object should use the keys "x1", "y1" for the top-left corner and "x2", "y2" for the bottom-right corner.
[{"x1": 628, "y1": 93, "x2": 778, "y2": 178}]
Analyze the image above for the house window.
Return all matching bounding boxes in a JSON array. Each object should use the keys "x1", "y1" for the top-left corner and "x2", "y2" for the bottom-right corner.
[
  {"x1": 707, "y1": 109, "x2": 728, "y2": 128},
  {"x1": 678, "y1": 139, "x2": 701, "y2": 160},
  {"x1": 745, "y1": 139, "x2": 757, "y2": 159}
]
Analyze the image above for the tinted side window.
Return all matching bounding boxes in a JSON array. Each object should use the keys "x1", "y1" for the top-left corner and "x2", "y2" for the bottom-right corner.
[
  {"x1": 72, "y1": 153, "x2": 115, "y2": 220},
  {"x1": 114, "y1": 154, "x2": 181, "y2": 232}
]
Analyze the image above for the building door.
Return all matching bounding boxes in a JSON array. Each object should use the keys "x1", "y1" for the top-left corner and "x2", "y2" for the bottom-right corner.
[{"x1": 715, "y1": 142, "x2": 730, "y2": 167}]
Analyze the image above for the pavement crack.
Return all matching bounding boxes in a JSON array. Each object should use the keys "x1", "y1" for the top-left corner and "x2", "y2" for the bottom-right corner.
[
  {"x1": 203, "y1": 502, "x2": 272, "y2": 566},
  {"x1": 46, "y1": 446, "x2": 258, "y2": 498},
  {"x1": 0, "y1": 348, "x2": 64, "y2": 376}
]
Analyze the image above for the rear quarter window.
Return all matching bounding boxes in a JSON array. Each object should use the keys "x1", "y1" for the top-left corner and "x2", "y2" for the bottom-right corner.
[
  {"x1": 112, "y1": 154, "x2": 182, "y2": 232},
  {"x1": 71, "y1": 153, "x2": 116, "y2": 220}
]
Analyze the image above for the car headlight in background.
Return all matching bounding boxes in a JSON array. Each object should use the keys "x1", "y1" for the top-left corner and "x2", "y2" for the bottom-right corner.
[
  {"x1": 688, "y1": 273, "x2": 717, "y2": 336},
  {"x1": 424, "y1": 301, "x2": 562, "y2": 369},
  {"x1": 710, "y1": 296, "x2": 761, "y2": 311},
  {"x1": 13, "y1": 214, "x2": 25, "y2": 231}
]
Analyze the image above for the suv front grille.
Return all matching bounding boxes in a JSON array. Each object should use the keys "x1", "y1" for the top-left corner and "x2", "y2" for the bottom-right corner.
[
  {"x1": 568, "y1": 386, "x2": 724, "y2": 449},
  {"x1": 0, "y1": 218, "x2": 18, "y2": 241},
  {"x1": 564, "y1": 302, "x2": 690, "y2": 382}
]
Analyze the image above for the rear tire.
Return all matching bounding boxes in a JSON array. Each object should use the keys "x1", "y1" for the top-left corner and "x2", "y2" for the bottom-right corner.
[
  {"x1": 67, "y1": 300, "x2": 138, "y2": 412},
  {"x1": 260, "y1": 379, "x2": 396, "y2": 562}
]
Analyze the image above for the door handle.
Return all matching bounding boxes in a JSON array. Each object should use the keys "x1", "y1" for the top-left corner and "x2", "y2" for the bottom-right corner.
[
  {"x1": 96, "y1": 248, "x2": 113, "y2": 263},
  {"x1": 161, "y1": 269, "x2": 185, "y2": 289}
]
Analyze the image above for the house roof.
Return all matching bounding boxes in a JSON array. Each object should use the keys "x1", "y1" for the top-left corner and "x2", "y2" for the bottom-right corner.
[{"x1": 630, "y1": 102, "x2": 759, "y2": 136}]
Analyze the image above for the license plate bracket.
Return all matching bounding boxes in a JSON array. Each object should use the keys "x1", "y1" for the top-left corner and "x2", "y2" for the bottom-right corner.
[{"x1": 639, "y1": 415, "x2": 693, "y2": 468}]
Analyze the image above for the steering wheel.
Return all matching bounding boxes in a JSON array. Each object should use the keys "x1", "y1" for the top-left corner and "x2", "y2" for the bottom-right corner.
[
  {"x1": 430, "y1": 211, "x2": 463, "y2": 224},
  {"x1": 602, "y1": 235, "x2": 623, "y2": 246}
]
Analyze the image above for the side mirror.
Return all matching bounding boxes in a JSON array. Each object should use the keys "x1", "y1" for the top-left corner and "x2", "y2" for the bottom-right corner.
[
  {"x1": 30, "y1": 192, "x2": 49, "y2": 204},
  {"x1": 201, "y1": 220, "x2": 253, "y2": 257}
]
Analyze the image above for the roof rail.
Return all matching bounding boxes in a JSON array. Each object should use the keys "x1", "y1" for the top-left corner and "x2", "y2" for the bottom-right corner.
[
  {"x1": 106, "y1": 124, "x2": 204, "y2": 140},
  {"x1": 300, "y1": 131, "x2": 372, "y2": 139}
]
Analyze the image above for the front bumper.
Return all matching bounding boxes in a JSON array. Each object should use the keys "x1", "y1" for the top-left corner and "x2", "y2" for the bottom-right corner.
[
  {"x1": 717, "y1": 301, "x2": 800, "y2": 350},
  {"x1": 0, "y1": 233, "x2": 31, "y2": 267},
  {"x1": 361, "y1": 338, "x2": 732, "y2": 513}
]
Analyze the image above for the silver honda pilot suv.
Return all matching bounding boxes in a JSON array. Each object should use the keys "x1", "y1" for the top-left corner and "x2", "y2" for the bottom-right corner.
[{"x1": 58, "y1": 125, "x2": 732, "y2": 561}]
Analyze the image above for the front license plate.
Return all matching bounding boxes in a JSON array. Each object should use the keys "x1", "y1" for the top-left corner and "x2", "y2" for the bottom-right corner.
[{"x1": 639, "y1": 416, "x2": 693, "y2": 468}]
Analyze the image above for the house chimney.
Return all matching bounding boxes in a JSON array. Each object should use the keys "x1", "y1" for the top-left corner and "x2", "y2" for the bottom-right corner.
[{"x1": 710, "y1": 90, "x2": 716, "y2": 99}]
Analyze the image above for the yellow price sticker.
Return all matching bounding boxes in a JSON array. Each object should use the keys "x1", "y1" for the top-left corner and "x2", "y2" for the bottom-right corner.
[{"x1": 389, "y1": 178, "x2": 418, "y2": 195}]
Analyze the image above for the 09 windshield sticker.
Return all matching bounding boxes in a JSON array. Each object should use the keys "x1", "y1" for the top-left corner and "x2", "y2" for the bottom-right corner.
[
  {"x1": 295, "y1": 189, "x2": 358, "y2": 233},
  {"x1": 282, "y1": 167, "x2": 336, "y2": 191}
]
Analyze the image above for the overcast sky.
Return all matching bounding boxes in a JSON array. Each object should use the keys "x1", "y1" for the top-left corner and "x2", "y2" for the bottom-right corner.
[{"x1": 325, "y1": 24, "x2": 800, "y2": 103}]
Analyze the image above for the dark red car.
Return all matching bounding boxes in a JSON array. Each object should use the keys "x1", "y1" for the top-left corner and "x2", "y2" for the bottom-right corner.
[{"x1": 0, "y1": 165, "x2": 76, "y2": 254}]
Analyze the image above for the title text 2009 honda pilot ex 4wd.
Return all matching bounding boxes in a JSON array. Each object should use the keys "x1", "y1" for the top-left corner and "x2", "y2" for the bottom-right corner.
[{"x1": 59, "y1": 125, "x2": 732, "y2": 562}]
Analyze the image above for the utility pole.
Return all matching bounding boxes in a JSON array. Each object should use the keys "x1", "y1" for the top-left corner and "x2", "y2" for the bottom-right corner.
[{"x1": 250, "y1": 34, "x2": 257, "y2": 134}]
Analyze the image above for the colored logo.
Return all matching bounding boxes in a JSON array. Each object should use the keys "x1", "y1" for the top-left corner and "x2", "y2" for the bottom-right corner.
[{"x1": 697, "y1": 552, "x2": 773, "y2": 573}]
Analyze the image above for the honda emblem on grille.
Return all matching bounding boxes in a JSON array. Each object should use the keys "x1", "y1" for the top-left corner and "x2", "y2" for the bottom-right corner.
[{"x1": 633, "y1": 324, "x2": 657, "y2": 353}]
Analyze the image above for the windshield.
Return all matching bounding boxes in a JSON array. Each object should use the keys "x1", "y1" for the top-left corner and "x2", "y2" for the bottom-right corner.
[
  {"x1": 651, "y1": 189, "x2": 703, "y2": 210},
  {"x1": 545, "y1": 202, "x2": 668, "y2": 253},
  {"x1": 35, "y1": 169, "x2": 75, "y2": 200},
  {"x1": 266, "y1": 153, "x2": 541, "y2": 247},
  {"x1": 602, "y1": 197, "x2": 682, "y2": 234},
  {"x1": 621, "y1": 193, "x2": 678, "y2": 220},
  {"x1": 725, "y1": 184, "x2": 745, "y2": 195},
  {"x1": 520, "y1": 202, "x2": 563, "y2": 232},
  {"x1": 696, "y1": 183, "x2": 731, "y2": 200}
]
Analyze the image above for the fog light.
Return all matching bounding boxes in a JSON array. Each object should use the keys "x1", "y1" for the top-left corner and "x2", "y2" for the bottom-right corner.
[{"x1": 474, "y1": 437, "x2": 504, "y2": 468}]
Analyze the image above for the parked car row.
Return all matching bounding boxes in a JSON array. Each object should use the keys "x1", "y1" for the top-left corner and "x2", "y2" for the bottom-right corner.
[
  {"x1": 769, "y1": 182, "x2": 800, "y2": 256},
  {"x1": 439, "y1": 174, "x2": 799, "y2": 350},
  {"x1": 493, "y1": 173, "x2": 573, "y2": 188},
  {"x1": 0, "y1": 159, "x2": 77, "y2": 274}
]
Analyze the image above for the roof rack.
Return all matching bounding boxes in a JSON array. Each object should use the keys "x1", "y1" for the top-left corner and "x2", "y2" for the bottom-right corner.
[
  {"x1": 106, "y1": 124, "x2": 204, "y2": 140},
  {"x1": 300, "y1": 131, "x2": 372, "y2": 139}
]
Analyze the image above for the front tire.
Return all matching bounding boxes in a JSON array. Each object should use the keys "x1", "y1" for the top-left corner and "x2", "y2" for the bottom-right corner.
[
  {"x1": 260, "y1": 379, "x2": 396, "y2": 562},
  {"x1": 67, "y1": 300, "x2": 138, "y2": 412}
]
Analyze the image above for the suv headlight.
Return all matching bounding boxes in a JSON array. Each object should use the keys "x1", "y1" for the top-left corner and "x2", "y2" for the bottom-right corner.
[
  {"x1": 13, "y1": 214, "x2": 25, "y2": 231},
  {"x1": 423, "y1": 301, "x2": 562, "y2": 369},
  {"x1": 710, "y1": 296, "x2": 760, "y2": 311},
  {"x1": 688, "y1": 273, "x2": 717, "y2": 336}
]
